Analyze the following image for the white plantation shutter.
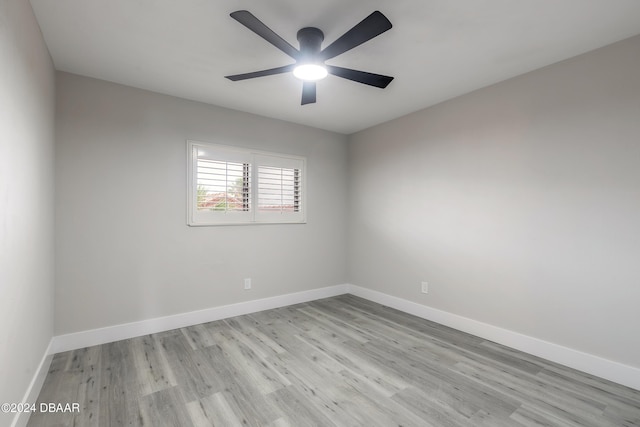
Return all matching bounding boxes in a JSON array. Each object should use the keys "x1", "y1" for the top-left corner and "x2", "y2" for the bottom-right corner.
[
  {"x1": 258, "y1": 166, "x2": 300, "y2": 212},
  {"x1": 188, "y1": 141, "x2": 305, "y2": 225},
  {"x1": 255, "y1": 154, "x2": 304, "y2": 223},
  {"x1": 196, "y1": 159, "x2": 250, "y2": 212}
]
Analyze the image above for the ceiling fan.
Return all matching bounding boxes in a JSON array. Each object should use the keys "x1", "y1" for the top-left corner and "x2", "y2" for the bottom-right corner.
[{"x1": 225, "y1": 10, "x2": 394, "y2": 105}]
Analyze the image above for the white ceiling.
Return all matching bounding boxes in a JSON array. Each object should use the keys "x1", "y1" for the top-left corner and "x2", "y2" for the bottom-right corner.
[{"x1": 30, "y1": 0, "x2": 640, "y2": 134}]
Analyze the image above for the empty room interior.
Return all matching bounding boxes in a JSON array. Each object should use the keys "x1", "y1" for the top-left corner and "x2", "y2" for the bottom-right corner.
[{"x1": 2, "y1": 0, "x2": 640, "y2": 426}]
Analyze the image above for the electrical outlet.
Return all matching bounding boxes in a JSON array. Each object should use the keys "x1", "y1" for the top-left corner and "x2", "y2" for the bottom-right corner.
[
  {"x1": 244, "y1": 278, "x2": 252, "y2": 290},
  {"x1": 421, "y1": 281, "x2": 429, "y2": 294}
]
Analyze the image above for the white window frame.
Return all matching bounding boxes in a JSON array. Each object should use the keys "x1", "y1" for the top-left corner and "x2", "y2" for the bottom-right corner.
[{"x1": 187, "y1": 140, "x2": 306, "y2": 226}]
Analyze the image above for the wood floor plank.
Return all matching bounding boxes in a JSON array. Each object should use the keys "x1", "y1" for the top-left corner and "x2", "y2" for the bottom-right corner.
[
  {"x1": 138, "y1": 386, "x2": 191, "y2": 427},
  {"x1": 509, "y1": 404, "x2": 579, "y2": 427},
  {"x1": 294, "y1": 332, "x2": 409, "y2": 397},
  {"x1": 185, "y1": 392, "x2": 246, "y2": 427},
  {"x1": 457, "y1": 358, "x2": 608, "y2": 416},
  {"x1": 264, "y1": 417, "x2": 292, "y2": 427},
  {"x1": 196, "y1": 344, "x2": 282, "y2": 426},
  {"x1": 223, "y1": 317, "x2": 287, "y2": 359},
  {"x1": 267, "y1": 350, "x2": 377, "y2": 426},
  {"x1": 159, "y1": 332, "x2": 222, "y2": 401},
  {"x1": 131, "y1": 334, "x2": 177, "y2": 397},
  {"x1": 181, "y1": 323, "x2": 218, "y2": 350},
  {"x1": 28, "y1": 296, "x2": 640, "y2": 426},
  {"x1": 391, "y1": 386, "x2": 469, "y2": 427},
  {"x1": 333, "y1": 368, "x2": 430, "y2": 427},
  {"x1": 97, "y1": 339, "x2": 143, "y2": 426},
  {"x1": 267, "y1": 386, "x2": 336, "y2": 427},
  {"x1": 454, "y1": 360, "x2": 610, "y2": 427},
  {"x1": 27, "y1": 360, "x2": 87, "y2": 427},
  {"x1": 212, "y1": 330, "x2": 291, "y2": 395}
]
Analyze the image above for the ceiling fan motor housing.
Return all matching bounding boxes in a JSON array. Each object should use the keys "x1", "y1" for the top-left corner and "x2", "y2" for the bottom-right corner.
[{"x1": 297, "y1": 27, "x2": 324, "y2": 63}]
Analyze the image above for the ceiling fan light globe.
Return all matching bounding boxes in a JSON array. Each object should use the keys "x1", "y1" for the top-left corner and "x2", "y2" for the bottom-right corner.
[{"x1": 293, "y1": 64, "x2": 328, "y2": 81}]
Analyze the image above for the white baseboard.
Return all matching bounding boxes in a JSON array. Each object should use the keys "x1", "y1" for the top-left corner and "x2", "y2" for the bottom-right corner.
[
  {"x1": 51, "y1": 284, "x2": 349, "y2": 354},
  {"x1": 11, "y1": 339, "x2": 54, "y2": 427},
  {"x1": 46, "y1": 282, "x2": 639, "y2": 392},
  {"x1": 346, "y1": 284, "x2": 640, "y2": 391}
]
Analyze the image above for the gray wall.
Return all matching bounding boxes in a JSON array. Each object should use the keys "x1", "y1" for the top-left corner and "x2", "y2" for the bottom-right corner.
[
  {"x1": 54, "y1": 72, "x2": 349, "y2": 334},
  {"x1": 348, "y1": 35, "x2": 640, "y2": 368},
  {"x1": 0, "y1": 0, "x2": 56, "y2": 417}
]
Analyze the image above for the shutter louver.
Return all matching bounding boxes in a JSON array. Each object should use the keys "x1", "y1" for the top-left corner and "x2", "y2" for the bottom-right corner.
[
  {"x1": 196, "y1": 159, "x2": 250, "y2": 212},
  {"x1": 258, "y1": 166, "x2": 301, "y2": 213}
]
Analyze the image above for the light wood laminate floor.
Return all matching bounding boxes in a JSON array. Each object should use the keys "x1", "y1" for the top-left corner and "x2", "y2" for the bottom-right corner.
[{"x1": 28, "y1": 295, "x2": 640, "y2": 426}]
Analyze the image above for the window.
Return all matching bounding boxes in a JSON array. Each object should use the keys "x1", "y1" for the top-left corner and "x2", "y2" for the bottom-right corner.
[{"x1": 187, "y1": 141, "x2": 305, "y2": 225}]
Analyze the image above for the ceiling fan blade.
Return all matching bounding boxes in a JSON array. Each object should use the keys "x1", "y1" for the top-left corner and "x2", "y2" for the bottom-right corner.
[
  {"x1": 225, "y1": 64, "x2": 295, "y2": 81},
  {"x1": 301, "y1": 82, "x2": 316, "y2": 105},
  {"x1": 230, "y1": 11, "x2": 300, "y2": 59},
  {"x1": 320, "y1": 11, "x2": 392, "y2": 61},
  {"x1": 326, "y1": 65, "x2": 393, "y2": 88}
]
